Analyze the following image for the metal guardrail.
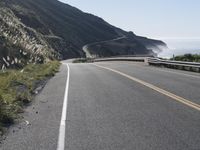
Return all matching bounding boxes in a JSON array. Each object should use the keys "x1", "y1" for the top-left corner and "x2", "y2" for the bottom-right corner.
[
  {"x1": 94, "y1": 57, "x2": 147, "y2": 62},
  {"x1": 94, "y1": 55, "x2": 155, "y2": 62},
  {"x1": 104, "y1": 55, "x2": 155, "y2": 58},
  {"x1": 93, "y1": 56, "x2": 200, "y2": 72},
  {"x1": 148, "y1": 58, "x2": 200, "y2": 67},
  {"x1": 148, "y1": 57, "x2": 200, "y2": 72}
]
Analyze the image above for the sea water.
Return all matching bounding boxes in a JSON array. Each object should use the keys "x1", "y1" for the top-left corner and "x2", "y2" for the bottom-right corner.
[{"x1": 158, "y1": 38, "x2": 200, "y2": 58}]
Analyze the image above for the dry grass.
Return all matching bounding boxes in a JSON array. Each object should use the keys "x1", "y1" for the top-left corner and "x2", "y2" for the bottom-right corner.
[{"x1": 0, "y1": 61, "x2": 60, "y2": 134}]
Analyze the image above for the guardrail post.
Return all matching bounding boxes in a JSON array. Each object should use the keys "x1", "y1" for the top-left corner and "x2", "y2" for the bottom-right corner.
[
  {"x1": 194, "y1": 67, "x2": 200, "y2": 72},
  {"x1": 144, "y1": 58, "x2": 149, "y2": 65}
]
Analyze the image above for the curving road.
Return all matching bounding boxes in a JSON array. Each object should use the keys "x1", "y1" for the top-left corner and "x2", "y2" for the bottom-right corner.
[
  {"x1": 1, "y1": 61, "x2": 200, "y2": 150},
  {"x1": 82, "y1": 36, "x2": 126, "y2": 58}
]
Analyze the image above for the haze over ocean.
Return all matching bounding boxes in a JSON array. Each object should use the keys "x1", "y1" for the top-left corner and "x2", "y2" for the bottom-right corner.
[{"x1": 158, "y1": 39, "x2": 200, "y2": 58}]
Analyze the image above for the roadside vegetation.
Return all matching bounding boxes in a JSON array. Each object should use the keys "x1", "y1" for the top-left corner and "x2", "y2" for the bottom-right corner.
[
  {"x1": 172, "y1": 54, "x2": 200, "y2": 62},
  {"x1": 0, "y1": 61, "x2": 60, "y2": 135}
]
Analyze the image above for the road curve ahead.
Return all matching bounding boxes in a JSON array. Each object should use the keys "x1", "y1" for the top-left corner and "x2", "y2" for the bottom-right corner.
[
  {"x1": 1, "y1": 61, "x2": 200, "y2": 150},
  {"x1": 83, "y1": 36, "x2": 126, "y2": 58}
]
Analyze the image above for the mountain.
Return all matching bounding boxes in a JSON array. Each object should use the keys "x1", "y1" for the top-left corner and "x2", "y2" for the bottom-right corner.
[{"x1": 0, "y1": 0, "x2": 166, "y2": 68}]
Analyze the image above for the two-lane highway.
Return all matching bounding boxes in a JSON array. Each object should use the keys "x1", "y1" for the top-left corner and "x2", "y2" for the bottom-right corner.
[
  {"x1": 1, "y1": 61, "x2": 200, "y2": 150},
  {"x1": 64, "y1": 62, "x2": 200, "y2": 150}
]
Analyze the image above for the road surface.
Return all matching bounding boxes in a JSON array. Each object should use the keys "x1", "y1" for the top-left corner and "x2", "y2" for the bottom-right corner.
[{"x1": 1, "y1": 61, "x2": 200, "y2": 150}]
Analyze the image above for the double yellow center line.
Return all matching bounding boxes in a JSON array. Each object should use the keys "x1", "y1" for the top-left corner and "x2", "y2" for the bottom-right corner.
[{"x1": 94, "y1": 64, "x2": 200, "y2": 111}]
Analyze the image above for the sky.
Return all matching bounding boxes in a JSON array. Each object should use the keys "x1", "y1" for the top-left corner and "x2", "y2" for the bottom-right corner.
[{"x1": 59, "y1": 0, "x2": 200, "y2": 39}]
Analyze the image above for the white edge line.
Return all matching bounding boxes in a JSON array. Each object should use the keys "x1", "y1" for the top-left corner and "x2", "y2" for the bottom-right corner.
[{"x1": 57, "y1": 63, "x2": 70, "y2": 150}]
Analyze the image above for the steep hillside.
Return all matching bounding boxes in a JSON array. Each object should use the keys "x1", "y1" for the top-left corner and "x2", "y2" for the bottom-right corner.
[
  {"x1": 0, "y1": 6, "x2": 58, "y2": 69},
  {"x1": 86, "y1": 37, "x2": 154, "y2": 57},
  {"x1": 85, "y1": 31, "x2": 166, "y2": 57},
  {"x1": 0, "y1": 0, "x2": 166, "y2": 69}
]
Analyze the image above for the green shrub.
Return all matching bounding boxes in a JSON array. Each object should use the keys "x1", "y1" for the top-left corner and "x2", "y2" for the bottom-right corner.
[{"x1": 172, "y1": 54, "x2": 200, "y2": 62}]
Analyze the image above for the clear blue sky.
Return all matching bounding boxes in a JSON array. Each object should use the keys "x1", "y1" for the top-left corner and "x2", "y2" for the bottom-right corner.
[{"x1": 59, "y1": 0, "x2": 200, "y2": 39}]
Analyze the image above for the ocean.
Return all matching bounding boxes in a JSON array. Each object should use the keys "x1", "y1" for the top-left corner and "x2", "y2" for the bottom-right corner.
[{"x1": 158, "y1": 39, "x2": 200, "y2": 58}]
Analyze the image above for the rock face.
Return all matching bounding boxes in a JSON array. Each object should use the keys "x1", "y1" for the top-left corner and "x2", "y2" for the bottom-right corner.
[{"x1": 0, "y1": 0, "x2": 166, "y2": 68}]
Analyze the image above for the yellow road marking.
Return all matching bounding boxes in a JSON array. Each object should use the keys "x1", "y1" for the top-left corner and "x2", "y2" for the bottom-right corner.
[{"x1": 94, "y1": 64, "x2": 200, "y2": 111}]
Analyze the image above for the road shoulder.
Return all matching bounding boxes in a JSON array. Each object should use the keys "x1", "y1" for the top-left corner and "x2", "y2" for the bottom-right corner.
[{"x1": 0, "y1": 64, "x2": 68, "y2": 150}]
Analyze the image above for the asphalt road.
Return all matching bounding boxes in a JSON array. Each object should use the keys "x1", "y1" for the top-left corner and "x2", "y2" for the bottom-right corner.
[{"x1": 1, "y1": 61, "x2": 200, "y2": 150}]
